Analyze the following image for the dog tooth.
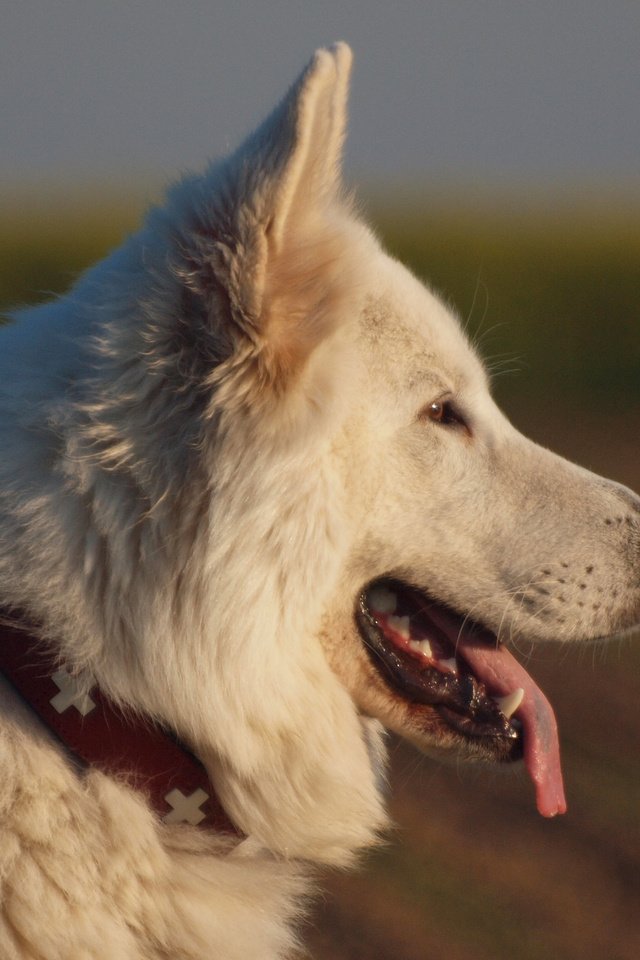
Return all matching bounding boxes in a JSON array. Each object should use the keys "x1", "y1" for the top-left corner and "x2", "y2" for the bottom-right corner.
[
  {"x1": 494, "y1": 688, "x2": 525, "y2": 719},
  {"x1": 369, "y1": 586, "x2": 397, "y2": 614},
  {"x1": 408, "y1": 638, "x2": 433, "y2": 658},
  {"x1": 439, "y1": 658, "x2": 458, "y2": 674},
  {"x1": 388, "y1": 615, "x2": 411, "y2": 640}
]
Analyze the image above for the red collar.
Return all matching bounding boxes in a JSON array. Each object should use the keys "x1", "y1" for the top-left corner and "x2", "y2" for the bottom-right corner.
[{"x1": 0, "y1": 611, "x2": 238, "y2": 835}]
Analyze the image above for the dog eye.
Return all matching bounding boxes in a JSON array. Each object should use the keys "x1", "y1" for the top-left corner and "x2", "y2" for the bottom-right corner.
[
  {"x1": 428, "y1": 401, "x2": 447, "y2": 422},
  {"x1": 421, "y1": 399, "x2": 469, "y2": 431}
]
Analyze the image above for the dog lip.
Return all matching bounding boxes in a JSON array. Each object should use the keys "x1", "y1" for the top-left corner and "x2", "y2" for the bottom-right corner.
[{"x1": 355, "y1": 582, "x2": 522, "y2": 751}]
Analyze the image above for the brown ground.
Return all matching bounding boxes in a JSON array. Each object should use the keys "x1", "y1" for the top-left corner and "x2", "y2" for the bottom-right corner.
[{"x1": 306, "y1": 404, "x2": 640, "y2": 960}]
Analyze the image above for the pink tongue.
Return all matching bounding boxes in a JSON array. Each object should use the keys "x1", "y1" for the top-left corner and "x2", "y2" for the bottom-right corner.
[{"x1": 459, "y1": 640, "x2": 567, "y2": 817}]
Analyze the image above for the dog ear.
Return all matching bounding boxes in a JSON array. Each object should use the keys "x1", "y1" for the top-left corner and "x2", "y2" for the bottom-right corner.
[{"x1": 173, "y1": 42, "x2": 362, "y2": 395}]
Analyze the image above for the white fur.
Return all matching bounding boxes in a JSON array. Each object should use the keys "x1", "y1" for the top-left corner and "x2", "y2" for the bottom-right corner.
[{"x1": 1, "y1": 43, "x2": 638, "y2": 958}]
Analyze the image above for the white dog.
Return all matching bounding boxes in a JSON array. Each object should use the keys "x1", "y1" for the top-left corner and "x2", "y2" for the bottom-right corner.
[{"x1": 0, "y1": 43, "x2": 638, "y2": 960}]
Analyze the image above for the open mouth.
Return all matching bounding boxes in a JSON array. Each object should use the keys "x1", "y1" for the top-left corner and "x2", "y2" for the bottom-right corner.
[{"x1": 356, "y1": 579, "x2": 567, "y2": 817}]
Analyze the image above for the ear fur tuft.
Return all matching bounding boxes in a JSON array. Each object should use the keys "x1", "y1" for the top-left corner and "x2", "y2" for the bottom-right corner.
[{"x1": 172, "y1": 44, "x2": 362, "y2": 404}]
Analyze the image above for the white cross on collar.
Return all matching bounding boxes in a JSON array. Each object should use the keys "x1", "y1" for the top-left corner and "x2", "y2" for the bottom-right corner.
[
  {"x1": 49, "y1": 668, "x2": 96, "y2": 716},
  {"x1": 163, "y1": 787, "x2": 210, "y2": 825}
]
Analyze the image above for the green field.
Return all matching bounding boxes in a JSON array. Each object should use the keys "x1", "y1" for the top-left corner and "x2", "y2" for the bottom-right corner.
[
  {"x1": 3, "y1": 195, "x2": 639, "y2": 406},
  {"x1": 2, "y1": 197, "x2": 639, "y2": 960}
]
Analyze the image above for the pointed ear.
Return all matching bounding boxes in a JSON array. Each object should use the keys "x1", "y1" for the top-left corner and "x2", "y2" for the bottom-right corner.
[
  {"x1": 174, "y1": 43, "x2": 363, "y2": 393},
  {"x1": 252, "y1": 41, "x2": 352, "y2": 252}
]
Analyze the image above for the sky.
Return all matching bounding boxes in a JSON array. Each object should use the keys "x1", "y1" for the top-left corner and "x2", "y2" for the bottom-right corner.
[{"x1": 2, "y1": 1, "x2": 640, "y2": 199}]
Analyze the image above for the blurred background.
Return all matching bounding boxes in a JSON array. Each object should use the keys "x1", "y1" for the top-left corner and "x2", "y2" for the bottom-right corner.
[{"x1": 2, "y1": 3, "x2": 639, "y2": 958}]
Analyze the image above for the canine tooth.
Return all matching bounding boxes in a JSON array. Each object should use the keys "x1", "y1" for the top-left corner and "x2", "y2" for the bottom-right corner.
[
  {"x1": 494, "y1": 688, "x2": 525, "y2": 719},
  {"x1": 408, "y1": 638, "x2": 433, "y2": 658},
  {"x1": 439, "y1": 658, "x2": 458, "y2": 674},
  {"x1": 388, "y1": 615, "x2": 411, "y2": 640},
  {"x1": 368, "y1": 586, "x2": 397, "y2": 614}
]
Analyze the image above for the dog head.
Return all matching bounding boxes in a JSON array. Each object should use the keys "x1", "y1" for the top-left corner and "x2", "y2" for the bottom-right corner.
[{"x1": 43, "y1": 45, "x2": 640, "y2": 863}]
